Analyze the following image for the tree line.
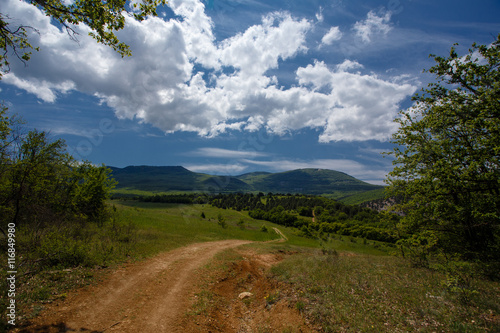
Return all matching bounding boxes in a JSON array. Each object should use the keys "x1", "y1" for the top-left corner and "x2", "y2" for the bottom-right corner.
[
  {"x1": 132, "y1": 191, "x2": 399, "y2": 243},
  {"x1": 209, "y1": 192, "x2": 399, "y2": 243}
]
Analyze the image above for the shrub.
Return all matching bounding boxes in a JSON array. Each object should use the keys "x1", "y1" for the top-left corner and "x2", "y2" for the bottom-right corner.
[{"x1": 217, "y1": 213, "x2": 228, "y2": 229}]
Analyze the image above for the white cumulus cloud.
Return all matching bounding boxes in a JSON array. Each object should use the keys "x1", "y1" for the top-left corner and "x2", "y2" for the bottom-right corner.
[
  {"x1": 321, "y1": 26, "x2": 342, "y2": 45},
  {"x1": 353, "y1": 10, "x2": 392, "y2": 43},
  {"x1": 296, "y1": 60, "x2": 416, "y2": 141},
  {"x1": 3, "y1": 0, "x2": 415, "y2": 143}
]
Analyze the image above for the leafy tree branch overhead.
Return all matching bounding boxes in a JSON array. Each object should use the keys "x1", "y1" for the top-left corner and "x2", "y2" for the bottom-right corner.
[{"x1": 0, "y1": 0, "x2": 167, "y2": 77}]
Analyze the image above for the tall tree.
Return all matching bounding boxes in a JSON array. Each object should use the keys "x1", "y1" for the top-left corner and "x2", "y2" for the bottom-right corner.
[
  {"x1": 0, "y1": 0, "x2": 167, "y2": 76},
  {"x1": 386, "y1": 35, "x2": 500, "y2": 264}
]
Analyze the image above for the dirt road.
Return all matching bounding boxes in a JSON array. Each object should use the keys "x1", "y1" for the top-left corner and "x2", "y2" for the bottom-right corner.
[
  {"x1": 19, "y1": 240, "x2": 252, "y2": 333},
  {"x1": 272, "y1": 227, "x2": 288, "y2": 242}
]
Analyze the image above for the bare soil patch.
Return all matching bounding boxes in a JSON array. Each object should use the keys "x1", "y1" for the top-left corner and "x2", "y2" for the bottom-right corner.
[{"x1": 181, "y1": 248, "x2": 318, "y2": 333}]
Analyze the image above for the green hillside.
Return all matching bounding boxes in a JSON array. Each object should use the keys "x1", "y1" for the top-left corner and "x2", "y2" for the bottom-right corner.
[
  {"x1": 236, "y1": 171, "x2": 272, "y2": 183},
  {"x1": 337, "y1": 187, "x2": 387, "y2": 205},
  {"x1": 109, "y1": 166, "x2": 384, "y2": 199},
  {"x1": 242, "y1": 168, "x2": 380, "y2": 195},
  {"x1": 109, "y1": 166, "x2": 252, "y2": 194},
  {"x1": 108, "y1": 166, "x2": 205, "y2": 192}
]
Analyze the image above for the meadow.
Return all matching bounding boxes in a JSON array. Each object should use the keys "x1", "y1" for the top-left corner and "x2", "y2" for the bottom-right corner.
[
  {"x1": 3, "y1": 200, "x2": 499, "y2": 332},
  {"x1": 112, "y1": 200, "x2": 283, "y2": 256},
  {"x1": 270, "y1": 250, "x2": 500, "y2": 332},
  {"x1": 111, "y1": 199, "x2": 394, "y2": 257}
]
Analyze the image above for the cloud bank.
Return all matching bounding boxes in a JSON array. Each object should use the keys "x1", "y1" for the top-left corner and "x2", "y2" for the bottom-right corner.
[{"x1": 3, "y1": 0, "x2": 416, "y2": 142}]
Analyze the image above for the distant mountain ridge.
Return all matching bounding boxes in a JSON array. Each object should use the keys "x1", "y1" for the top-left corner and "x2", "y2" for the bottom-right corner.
[{"x1": 109, "y1": 165, "x2": 384, "y2": 201}]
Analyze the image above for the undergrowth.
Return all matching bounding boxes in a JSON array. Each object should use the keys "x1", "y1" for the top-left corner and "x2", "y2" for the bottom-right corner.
[{"x1": 0, "y1": 212, "x2": 137, "y2": 331}]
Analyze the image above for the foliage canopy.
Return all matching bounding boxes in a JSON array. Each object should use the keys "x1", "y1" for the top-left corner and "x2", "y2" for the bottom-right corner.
[{"x1": 386, "y1": 35, "x2": 500, "y2": 265}]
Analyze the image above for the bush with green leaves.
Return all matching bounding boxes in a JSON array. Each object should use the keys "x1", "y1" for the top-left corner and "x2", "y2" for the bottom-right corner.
[
  {"x1": 0, "y1": 107, "x2": 116, "y2": 236},
  {"x1": 0, "y1": 105, "x2": 119, "y2": 271},
  {"x1": 217, "y1": 212, "x2": 228, "y2": 229}
]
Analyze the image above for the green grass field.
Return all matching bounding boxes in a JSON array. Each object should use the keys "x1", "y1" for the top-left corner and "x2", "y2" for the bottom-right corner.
[
  {"x1": 111, "y1": 200, "x2": 393, "y2": 258},
  {"x1": 112, "y1": 200, "x2": 281, "y2": 257},
  {"x1": 6, "y1": 200, "x2": 499, "y2": 332},
  {"x1": 270, "y1": 250, "x2": 500, "y2": 332}
]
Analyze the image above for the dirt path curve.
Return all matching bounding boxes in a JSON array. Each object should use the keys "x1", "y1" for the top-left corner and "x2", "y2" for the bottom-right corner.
[
  {"x1": 20, "y1": 240, "x2": 252, "y2": 333},
  {"x1": 272, "y1": 227, "x2": 288, "y2": 242}
]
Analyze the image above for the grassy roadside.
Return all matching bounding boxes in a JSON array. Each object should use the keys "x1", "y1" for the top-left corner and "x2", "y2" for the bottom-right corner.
[
  {"x1": 270, "y1": 249, "x2": 500, "y2": 332},
  {"x1": 184, "y1": 241, "x2": 500, "y2": 333}
]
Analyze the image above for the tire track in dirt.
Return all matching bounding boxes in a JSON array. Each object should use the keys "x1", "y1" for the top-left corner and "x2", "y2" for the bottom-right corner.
[
  {"x1": 18, "y1": 240, "x2": 252, "y2": 333},
  {"x1": 272, "y1": 227, "x2": 288, "y2": 242}
]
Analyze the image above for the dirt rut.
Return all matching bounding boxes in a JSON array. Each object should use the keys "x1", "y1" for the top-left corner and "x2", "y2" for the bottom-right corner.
[{"x1": 20, "y1": 240, "x2": 252, "y2": 333}]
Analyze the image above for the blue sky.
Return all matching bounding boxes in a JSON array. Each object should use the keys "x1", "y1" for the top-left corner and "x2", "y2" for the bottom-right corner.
[{"x1": 1, "y1": 0, "x2": 499, "y2": 185}]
